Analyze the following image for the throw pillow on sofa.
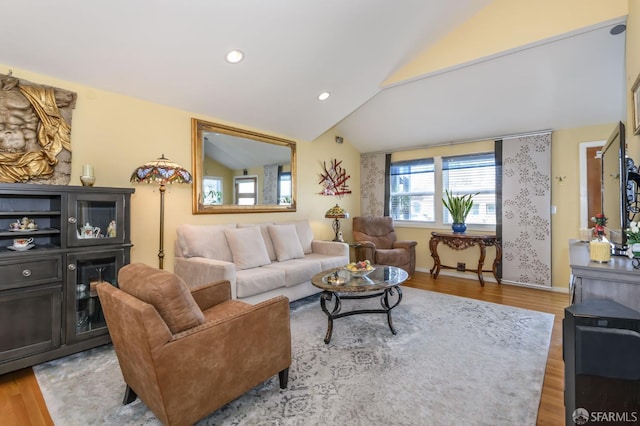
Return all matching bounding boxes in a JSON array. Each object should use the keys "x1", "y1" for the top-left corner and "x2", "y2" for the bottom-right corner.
[
  {"x1": 238, "y1": 222, "x2": 277, "y2": 261},
  {"x1": 268, "y1": 224, "x2": 305, "y2": 262},
  {"x1": 176, "y1": 223, "x2": 235, "y2": 261},
  {"x1": 281, "y1": 220, "x2": 314, "y2": 254},
  {"x1": 224, "y1": 227, "x2": 272, "y2": 270}
]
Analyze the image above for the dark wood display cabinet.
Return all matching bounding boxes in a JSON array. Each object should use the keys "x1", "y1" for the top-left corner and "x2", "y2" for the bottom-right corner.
[{"x1": 0, "y1": 183, "x2": 133, "y2": 375}]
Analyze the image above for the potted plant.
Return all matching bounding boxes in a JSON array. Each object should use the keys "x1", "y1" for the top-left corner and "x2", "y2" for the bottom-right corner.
[{"x1": 442, "y1": 190, "x2": 477, "y2": 234}]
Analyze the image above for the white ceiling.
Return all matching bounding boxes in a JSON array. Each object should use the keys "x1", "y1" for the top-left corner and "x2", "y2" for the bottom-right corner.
[{"x1": 0, "y1": 1, "x2": 627, "y2": 154}]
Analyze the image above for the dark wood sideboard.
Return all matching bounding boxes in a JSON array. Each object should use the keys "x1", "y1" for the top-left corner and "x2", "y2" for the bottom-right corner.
[{"x1": 0, "y1": 183, "x2": 133, "y2": 375}]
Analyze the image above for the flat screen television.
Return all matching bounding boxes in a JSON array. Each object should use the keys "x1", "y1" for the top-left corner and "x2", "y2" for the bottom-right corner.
[{"x1": 600, "y1": 121, "x2": 628, "y2": 253}]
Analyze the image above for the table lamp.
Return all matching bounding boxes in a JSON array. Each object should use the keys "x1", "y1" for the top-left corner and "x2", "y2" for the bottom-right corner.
[{"x1": 325, "y1": 204, "x2": 349, "y2": 242}]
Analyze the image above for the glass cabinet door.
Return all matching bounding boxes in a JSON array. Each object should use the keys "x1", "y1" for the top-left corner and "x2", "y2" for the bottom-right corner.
[
  {"x1": 66, "y1": 249, "x2": 127, "y2": 343},
  {"x1": 67, "y1": 193, "x2": 127, "y2": 247}
]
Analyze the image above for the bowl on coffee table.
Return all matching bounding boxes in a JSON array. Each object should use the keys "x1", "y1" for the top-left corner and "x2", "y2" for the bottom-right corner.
[{"x1": 345, "y1": 261, "x2": 375, "y2": 277}]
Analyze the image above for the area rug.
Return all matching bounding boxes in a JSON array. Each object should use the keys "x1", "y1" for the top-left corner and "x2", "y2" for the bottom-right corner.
[{"x1": 34, "y1": 287, "x2": 554, "y2": 425}]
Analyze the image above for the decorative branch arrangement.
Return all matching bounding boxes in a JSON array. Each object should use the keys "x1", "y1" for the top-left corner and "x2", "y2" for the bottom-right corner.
[{"x1": 318, "y1": 159, "x2": 351, "y2": 198}]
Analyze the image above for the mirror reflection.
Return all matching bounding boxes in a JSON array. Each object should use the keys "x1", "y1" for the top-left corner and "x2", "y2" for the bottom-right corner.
[{"x1": 191, "y1": 119, "x2": 297, "y2": 214}]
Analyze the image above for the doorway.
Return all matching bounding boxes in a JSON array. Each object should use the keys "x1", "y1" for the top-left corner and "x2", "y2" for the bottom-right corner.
[{"x1": 579, "y1": 141, "x2": 605, "y2": 228}]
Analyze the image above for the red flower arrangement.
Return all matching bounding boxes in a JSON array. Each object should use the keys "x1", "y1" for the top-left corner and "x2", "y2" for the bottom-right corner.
[{"x1": 591, "y1": 213, "x2": 608, "y2": 238}]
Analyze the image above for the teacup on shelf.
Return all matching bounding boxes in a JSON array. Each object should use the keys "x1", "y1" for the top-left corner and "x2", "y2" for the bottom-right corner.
[{"x1": 13, "y1": 237, "x2": 34, "y2": 248}]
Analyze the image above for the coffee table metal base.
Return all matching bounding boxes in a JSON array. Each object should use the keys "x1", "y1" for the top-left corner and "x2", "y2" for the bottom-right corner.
[{"x1": 319, "y1": 286, "x2": 402, "y2": 344}]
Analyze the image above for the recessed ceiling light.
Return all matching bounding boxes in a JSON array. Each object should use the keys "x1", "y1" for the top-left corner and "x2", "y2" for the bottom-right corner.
[
  {"x1": 318, "y1": 92, "x2": 330, "y2": 101},
  {"x1": 226, "y1": 50, "x2": 244, "y2": 64}
]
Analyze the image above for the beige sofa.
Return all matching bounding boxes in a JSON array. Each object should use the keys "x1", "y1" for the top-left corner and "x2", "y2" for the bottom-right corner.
[{"x1": 174, "y1": 220, "x2": 349, "y2": 304}]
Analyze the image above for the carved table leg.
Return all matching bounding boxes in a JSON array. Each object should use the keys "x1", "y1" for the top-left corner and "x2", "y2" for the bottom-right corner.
[
  {"x1": 492, "y1": 239, "x2": 502, "y2": 284},
  {"x1": 477, "y1": 242, "x2": 486, "y2": 286},
  {"x1": 429, "y1": 237, "x2": 441, "y2": 279}
]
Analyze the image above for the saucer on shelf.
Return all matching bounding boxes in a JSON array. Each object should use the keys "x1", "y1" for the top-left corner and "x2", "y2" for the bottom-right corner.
[
  {"x1": 8, "y1": 244, "x2": 35, "y2": 251},
  {"x1": 9, "y1": 227, "x2": 38, "y2": 232}
]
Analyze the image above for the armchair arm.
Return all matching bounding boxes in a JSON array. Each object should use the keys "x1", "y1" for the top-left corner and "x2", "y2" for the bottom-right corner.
[
  {"x1": 153, "y1": 296, "x2": 292, "y2": 413},
  {"x1": 174, "y1": 256, "x2": 238, "y2": 298},
  {"x1": 190, "y1": 280, "x2": 231, "y2": 310},
  {"x1": 393, "y1": 240, "x2": 417, "y2": 250},
  {"x1": 311, "y1": 240, "x2": 349, "y2": 257},
  {"x1": 355, "y1": 241, "x2": 376, "y2": 263}
]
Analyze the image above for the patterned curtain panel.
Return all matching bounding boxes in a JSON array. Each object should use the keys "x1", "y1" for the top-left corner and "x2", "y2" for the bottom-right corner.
[
  {"x1": 360, "y1": 153, "x2": 387, "y2": 216},
  {"x1": 500, "y1": 133, "x2": 552, "y2": 287},
  {"x1": 263, "y1": 164, "x2": 278, "y2": 204}
]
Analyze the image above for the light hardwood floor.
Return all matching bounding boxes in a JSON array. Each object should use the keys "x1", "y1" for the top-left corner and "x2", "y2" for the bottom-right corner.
[{"x1": 0, "y1": 271, "x2": 568, "y2": 425}]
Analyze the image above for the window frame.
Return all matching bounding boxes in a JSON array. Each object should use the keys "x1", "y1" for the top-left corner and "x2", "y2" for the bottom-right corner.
[{"x1": 390, "y1": 152, "x2": 496, "y2": 233}]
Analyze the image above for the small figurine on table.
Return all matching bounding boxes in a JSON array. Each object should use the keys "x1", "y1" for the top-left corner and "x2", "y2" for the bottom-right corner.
[{"x1": 106, "y1": 220, "x2": 116, "y2": 238}]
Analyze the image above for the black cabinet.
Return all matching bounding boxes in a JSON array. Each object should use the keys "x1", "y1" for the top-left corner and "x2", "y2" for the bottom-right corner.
[
  {"x1": 0, "y1": 183, "x2": 133, "y2": 375},
  {"x1": 563, "y1": 299, "x2": 640, "y2": 425}
]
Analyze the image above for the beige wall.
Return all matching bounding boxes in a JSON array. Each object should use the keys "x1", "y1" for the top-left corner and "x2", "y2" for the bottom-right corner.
[
  {"x1": 386, "y1": 0, "x2": 628, "y2": 85},
  {"x1": 627, "y1": 0, "x2": 640, "y2": 157},
  {"x1": 2, "y1": 1, "x2": 637, "y2": 284},
  {"x1": 0, "y1": 64, "x2": 361, "y2": 271},
  {"x1": 551, "y1": 124, "x2": 619, "y2": 288}
]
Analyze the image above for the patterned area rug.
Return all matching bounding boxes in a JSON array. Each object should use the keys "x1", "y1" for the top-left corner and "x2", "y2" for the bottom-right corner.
[{"x1": 34, "y1": 287, "x2": 554, "y2": 425}]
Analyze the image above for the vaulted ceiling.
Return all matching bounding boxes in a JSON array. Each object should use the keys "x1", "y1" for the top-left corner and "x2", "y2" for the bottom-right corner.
[{"x1": 0, "y1": 1, "x2": 627, "y2": 153}]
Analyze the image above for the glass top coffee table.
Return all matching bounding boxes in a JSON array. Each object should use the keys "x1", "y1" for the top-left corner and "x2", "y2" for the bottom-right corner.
[{"x1": 311, "y1": 265, "x2": 408, "y2": 344}]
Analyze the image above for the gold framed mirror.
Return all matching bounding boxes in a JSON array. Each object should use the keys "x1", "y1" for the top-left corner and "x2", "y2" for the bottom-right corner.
[{"x1": 191, "y1": 118, "x2": 297, "y2": 214}]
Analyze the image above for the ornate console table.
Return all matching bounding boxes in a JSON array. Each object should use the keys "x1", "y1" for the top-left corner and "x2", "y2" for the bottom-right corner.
[{"x1": 429, "y1": 232, "x2": 502, "y2": 286}]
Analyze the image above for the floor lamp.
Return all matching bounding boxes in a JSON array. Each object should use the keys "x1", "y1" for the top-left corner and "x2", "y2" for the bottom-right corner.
[{"x1": 130, "y1": 154, "x2": 192, "y2": 269}]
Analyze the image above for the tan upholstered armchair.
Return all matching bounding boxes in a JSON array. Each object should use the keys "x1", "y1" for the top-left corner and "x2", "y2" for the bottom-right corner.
[
  {"x1": 352, "y1": 216, "x2": 417, "y2": 276},
  {"x1": 97, "y1": 263, "x2": 291, "y2": 426}
]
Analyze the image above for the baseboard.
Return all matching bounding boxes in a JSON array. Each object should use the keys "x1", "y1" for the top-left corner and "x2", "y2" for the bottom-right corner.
[{"x1": 414, "y1": 267, "x2": 570, "y2": 294}]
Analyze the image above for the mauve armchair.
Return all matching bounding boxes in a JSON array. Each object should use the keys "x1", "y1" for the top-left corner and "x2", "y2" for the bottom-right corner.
[
  {"x1": 352, "y1": 216, "x2": 417, "y2": 277},
  {"x1": 97, "y1": 263, "x2": 291, "y2": 426}
]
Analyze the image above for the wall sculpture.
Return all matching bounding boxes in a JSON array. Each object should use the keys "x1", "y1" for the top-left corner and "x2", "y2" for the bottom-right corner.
[{"x1": 0, "y1": 71, "x2": 77, "y2": 184}]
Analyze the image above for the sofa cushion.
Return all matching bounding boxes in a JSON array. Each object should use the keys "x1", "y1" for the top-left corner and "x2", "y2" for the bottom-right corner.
[
  {"x1": 177, "y1": 224, "x2": 235, "y2": 261},
  {"x1": 263, "y1": 258, "x2": 322, "y2": 288},
  {"x1": 118, "y1": 263, "x2": 205, "y2": 334},
  {"x1": 238, "y1": 222, "x2": 276, "y2": 261},
  {"x1": 282, "y1": 220, "x2": 314, "y2": 254},
  {"x1": 268, "y1": 224, "x2": 305, "y2": 262},
  {"x1": 236, "y1": 267, "x2": 286, "y2": 298},
  {"x1": 224, "y1": 227, "x2": 271, "y2": 270}
]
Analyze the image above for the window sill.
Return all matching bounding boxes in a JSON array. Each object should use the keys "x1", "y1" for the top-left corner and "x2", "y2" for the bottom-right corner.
[{"x1": 393, "y1": 220, "x2": 496, "y2": 233}]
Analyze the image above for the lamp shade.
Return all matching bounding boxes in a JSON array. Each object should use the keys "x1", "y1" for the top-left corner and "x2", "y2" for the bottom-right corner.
[
  {"x1": 325, "y1": 203, "x2": 349, "y2": 219},
  {"x1": 129, "y1": 154, "x2": 191, "y2": 270},
  {"x1": 130, "y1": 154, "x2": 192, "y2": 185}
]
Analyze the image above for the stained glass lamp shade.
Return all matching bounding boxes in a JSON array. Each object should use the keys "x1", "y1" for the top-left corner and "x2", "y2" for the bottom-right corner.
[
  {"x1": 130, "y1": 155, "x2": 192, "y2": 269},
  {"x1": 325, "y1": 204, "x2": 349, "y2": 242}
]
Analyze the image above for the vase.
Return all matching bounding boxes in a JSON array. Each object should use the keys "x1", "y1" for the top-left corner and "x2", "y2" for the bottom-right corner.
[
  {"x1": 451, "y1": 223, "x2": 467, "y2": 234},
  {"x1": 80, "y1": 175, "x2": 95, "y2": 187}
]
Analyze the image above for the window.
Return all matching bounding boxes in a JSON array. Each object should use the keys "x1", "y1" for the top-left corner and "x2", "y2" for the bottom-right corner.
[
  {"x1": 234, "y1": 176, "x2": 257, "y2": 205},
  {"x1": 202, "y1": 176, "x2": 223, "y2": 205},
  {"x1": 389, "y1": 159, "x2": 435, "y2": 221},
  {"x1": 442, "y1": 153, "x2": 496, "y2": 225},
  {"x1": 389, "y1": 152, "x2": 496, "y2": 227}
]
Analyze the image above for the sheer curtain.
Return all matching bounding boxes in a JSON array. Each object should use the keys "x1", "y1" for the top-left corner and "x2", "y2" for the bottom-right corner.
[
  {"x1": 263, "y1": 164, "x2": 278, "y2": 204},
  {"x1": 360, "y1": 153, "x2": 389, "y2": 216},
  {"x1": 497, "y1": 133, "x2": 552, "y2": 287}
]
